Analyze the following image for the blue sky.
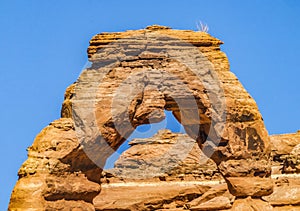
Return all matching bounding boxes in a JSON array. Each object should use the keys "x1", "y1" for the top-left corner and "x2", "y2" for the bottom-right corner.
[{"x1": 1, "y1": 0, "x2": 300, "y2": 209}]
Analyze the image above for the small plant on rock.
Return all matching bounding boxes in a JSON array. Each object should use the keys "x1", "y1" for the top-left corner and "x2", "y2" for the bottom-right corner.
[{"x1": 196, "y1": 21, "x2": 209, "y2": 32}]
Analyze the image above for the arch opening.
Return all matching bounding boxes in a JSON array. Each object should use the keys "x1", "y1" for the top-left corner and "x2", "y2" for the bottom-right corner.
[{"x1": 104, "y1": 110, "x2": 186, "y2": 169}]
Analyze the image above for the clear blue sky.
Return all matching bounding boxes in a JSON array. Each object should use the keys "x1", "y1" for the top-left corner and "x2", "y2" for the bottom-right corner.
[{"x1": 1, "y1": 0, "x2": 300, "y2": 209}]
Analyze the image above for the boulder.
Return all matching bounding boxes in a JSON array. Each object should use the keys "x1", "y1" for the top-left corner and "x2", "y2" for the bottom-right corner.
[{"x1": 226, "y1": 177, "x2": 273, "y2": 197}]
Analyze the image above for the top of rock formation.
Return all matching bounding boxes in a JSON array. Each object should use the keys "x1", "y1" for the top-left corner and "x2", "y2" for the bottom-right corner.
[
  {"x1": 145, "y1": 24, "x2": 172, "y2": 30},
  {"x1": 271, "y1": 131, "x2": 300, "y2": 155},
  {"x1": 87, "y1": 24, "x2": 223, "y2": 58},
  {"x1": 129, "y1": 129, "x2": 180, "y2": 145}
]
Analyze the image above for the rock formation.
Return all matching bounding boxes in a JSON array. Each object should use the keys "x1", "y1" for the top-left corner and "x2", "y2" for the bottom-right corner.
[
  {"x1": 271, "y1": 131, "x2": 300, "y2": 174},
  {"x1": 103, "y1": 129, "x2": 222, "y2": 182},
  {"x1": 8, "y1": 25, "x2": 300, "y2": 210},
  {"x1": 9, "y1": 118, "x2": 101, "y2": 210},
  {"x1": 96, "y1": 129, "x2": 300, "y2": 210}
]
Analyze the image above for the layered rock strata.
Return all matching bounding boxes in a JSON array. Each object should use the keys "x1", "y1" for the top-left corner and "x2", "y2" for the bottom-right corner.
[
  {"x1": 9, "y1": 25, "x2": 296, "y2": 210},
  {"x1": 97, "y1": 130, "x2": 300, "y2": 210},
  {"x1": 73, "y1": 25, "x2": 272, "y2": 196}
]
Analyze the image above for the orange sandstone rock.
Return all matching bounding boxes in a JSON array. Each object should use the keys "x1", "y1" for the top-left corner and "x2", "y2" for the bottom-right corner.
[{"x1": 9, "y1": 25, "x2": 290, "y2": 210}]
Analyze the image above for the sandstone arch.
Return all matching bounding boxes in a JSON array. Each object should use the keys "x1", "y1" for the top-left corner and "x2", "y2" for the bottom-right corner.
[
  {"x1": 9, "y1": 25, "x2": 273, "y2": 210},
  {"x1": 72, "y1": 25, "x2": 272, "y2": 195}
]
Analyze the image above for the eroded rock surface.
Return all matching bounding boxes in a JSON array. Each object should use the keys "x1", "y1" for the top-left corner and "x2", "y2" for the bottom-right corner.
[
  {"x1": 97, "y1": 129, "x2": 300, "y2": 210},
  {"x1": 271, "y1": 131, "x2": 300, "y2": 174},
  {"x1": 9, "y1": 119, "x2": 100, "y2": 210},
  {"x1": 94, "y1": 182, "x2": 211, "y2": 210},
  {"x1": 103, "y1": 129, "x2": 222, "y2": 182},
  {"x1": 73, "y1": 24, "x2": 272, "y2": 197},
  {"x1": 8, "y1": 25, "x2": 300, "y2": 210}
]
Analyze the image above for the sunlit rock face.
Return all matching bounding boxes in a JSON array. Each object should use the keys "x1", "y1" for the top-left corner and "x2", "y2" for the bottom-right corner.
[
  {"x1": 9, "y1": 25, "x2": 300, "y2": 210},
  {"x1": 103, "y1": 129, "x2": 222, "y2": 181},
  {"x1": 97, "y1": 129, "x2": 300, "y2": 210}
]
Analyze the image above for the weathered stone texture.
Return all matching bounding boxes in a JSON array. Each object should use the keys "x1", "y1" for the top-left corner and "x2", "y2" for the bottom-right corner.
[
  {"x1": 9, "y1": 118, "x2": 100, "y2": 210},
  {"x1": 75, "y1": 24, "x2": 272, "y2": 198},
  {"x1": 103, "y1": 129, "x2": 222, "y2": 182},
  {"x1": 271, "y1": 131, "x2": 300, "y2": 174},
  {"x1": 9, "y1": 25, "x2": 300, "y2": 210}
]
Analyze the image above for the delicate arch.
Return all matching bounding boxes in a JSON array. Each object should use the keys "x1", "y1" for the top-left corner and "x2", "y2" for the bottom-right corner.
[
  {"x1": 8, "y1": 26, "x2": 274, "y2": 211},
  {"x1": 72, "y1": 28, "x2": 272, "y2": 197}
]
